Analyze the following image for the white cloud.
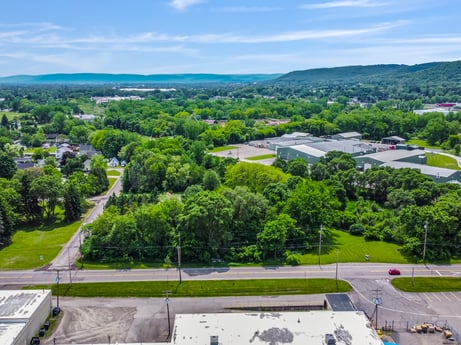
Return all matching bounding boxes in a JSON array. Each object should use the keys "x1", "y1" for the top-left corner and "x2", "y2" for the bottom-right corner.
[
  {"x1": 170, "y1": 0, "x2": 204, "y2": 11},
  {"x1": 0, "y1": 21, "x2": 403, "y2": 48},
  {"x1": 301, "y1": 0, "x2": 387, "y2": 9}
]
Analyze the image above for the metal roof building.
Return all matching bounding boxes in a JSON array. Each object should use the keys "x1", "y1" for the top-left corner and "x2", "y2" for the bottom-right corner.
[
  {"x1": 0, "y1": 290, "x2": 52, "y2": 345},
  {"x1": 171, "y1": 311, "x2": 383, "y2": 345},
  {"x1": 277, "y1": 140, "x2": 375, "y2": 164},
  {"x1": 355, "y1": 149, "x2": 427, "y2": 167}
]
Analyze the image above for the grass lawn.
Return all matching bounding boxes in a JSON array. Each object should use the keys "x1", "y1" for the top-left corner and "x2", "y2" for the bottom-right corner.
[
  {"x1": 391, "y1": 277, "x2": 461, "y2": 292},
  {"x1": 25, "y1": 278, "x2": 351, "y2": 298},
  {"x1": 106, "y1": 169, "x2": 121, "y2": 176},
  {"x1": 104, "y1": 177, "x2": 117, "y2": 193},
  {"x1": 299, "y1": 229, "x2": 407, "y2": 264},
  {"x1": 1, "y1": 111, "x2": 27, "y2": 120},
  {"x1": 209, "y1": 145, "x2": 237, "y2": 152},
  {"x1": 406, "y1": 139, "x2": 439, "y2": 149},
  {"x1": 246, "y1": 154, "x2": 277, "y2": 161},
  {"x1": 426, "y1": 152, "x2": 461, "y2": 170},
  {"x1": 0, "y1": 221, "x2": 82, "y2": 269}
]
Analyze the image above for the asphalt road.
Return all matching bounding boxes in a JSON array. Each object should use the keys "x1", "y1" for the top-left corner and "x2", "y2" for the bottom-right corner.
[{"x1": 1, "y1": 262, "x2": 458, "y2": 287}]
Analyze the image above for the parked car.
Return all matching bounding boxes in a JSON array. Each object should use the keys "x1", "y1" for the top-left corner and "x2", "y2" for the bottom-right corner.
[
  {"x1": 30, "y1": 337, "x2": 40, "y2": 345},
  {"x1": 388, "y1": 268, "x2": 401, "y2": 275}
]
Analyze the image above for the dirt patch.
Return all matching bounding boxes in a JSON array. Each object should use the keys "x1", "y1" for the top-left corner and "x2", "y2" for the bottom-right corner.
[{"x1": 51, "y1": 306, "x2": 136, "y2": 344}]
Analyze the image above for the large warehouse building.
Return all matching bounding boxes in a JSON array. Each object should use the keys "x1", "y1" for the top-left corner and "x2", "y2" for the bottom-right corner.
[{"x1": 0, "y1": 290, "x2": 52, "y2": 345}]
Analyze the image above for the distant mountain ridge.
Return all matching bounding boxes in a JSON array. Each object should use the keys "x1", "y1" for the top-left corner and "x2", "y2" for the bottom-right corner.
[
  {"x1": 2, "y1": 60, "x2": 461, "y2": 85},
  {"x1": 276, "y1": 61, "x2": 461, "y2": 84},
  {"x1": 0, "y1": 73, "x2": 282, "y2": 85}
]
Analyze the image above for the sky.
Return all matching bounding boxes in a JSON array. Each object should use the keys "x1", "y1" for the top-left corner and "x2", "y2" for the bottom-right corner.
[{"x1": 0, "y1": 0, "x2": 460, "y2": 76}]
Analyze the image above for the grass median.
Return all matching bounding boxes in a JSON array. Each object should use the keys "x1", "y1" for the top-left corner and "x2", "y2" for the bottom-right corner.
[
  {"x1": 391, "y1": 277, "x2": 461, "y2": 292},
  {"x1": 25, "y1": 278, "x2": 351, "y2": 298}
]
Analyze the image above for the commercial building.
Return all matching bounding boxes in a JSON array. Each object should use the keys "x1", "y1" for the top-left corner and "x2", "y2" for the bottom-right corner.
[
  {"x1": 171, "y1": 311, "x2": 383, "y2": 345},
  {"x1": 0, "y1": 290, "x2": 52, "y2": 345}
]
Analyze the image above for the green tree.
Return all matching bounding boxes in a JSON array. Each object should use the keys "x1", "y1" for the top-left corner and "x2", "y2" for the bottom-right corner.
[
  {"x1": 0, "y1": 151, "x2": 17, "y2": 179},
  {"x1": 285, "y1": 179, "x2": 340, "y2": 239},
  {"x1": 202, "y1": 170, "x2": 220, "y2": 191},
  {"x1": 224, "y1": 161, "x2": 289, "y2": 193},
  {"x1": 63, "y1": 180, "x2": 84, "y2": 222},
  {"x1": 178, "y1": 190, "x2": 233, "y2": 262},
  {"x1": 30, "y1": 174, "x2": 63, "y2": 221}
]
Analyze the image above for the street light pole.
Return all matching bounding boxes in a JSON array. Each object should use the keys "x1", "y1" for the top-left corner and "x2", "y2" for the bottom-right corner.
[{"x1": 423, "y1": 220, "x2": 428, "y2": 263}]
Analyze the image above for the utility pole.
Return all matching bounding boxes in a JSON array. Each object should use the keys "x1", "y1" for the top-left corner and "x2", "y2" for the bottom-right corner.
[
  {"x1": 335, "y1": 250, "x2": 339, "y2": 289},
  {"x1": 371, "y1": 289, "x2": 382, "y2": 330},
  {"x1": 164, "y1": 290, "x2": 172, "y2": 339},
  {"x1": 67, "y1": 247, "x2": 72, "y2": 284},
  {"x1": 56, "y1": 270, "x2": 61, "y2": 309},
  {"x1": 177, "y1": 230, "x2": 182, "y2": 283},
  {"x1": 318, "y1": 224, "x2": 323, "y2": 266},
  {"x1": 423, "y1": 220, "x2": 428, "y2": 263}
]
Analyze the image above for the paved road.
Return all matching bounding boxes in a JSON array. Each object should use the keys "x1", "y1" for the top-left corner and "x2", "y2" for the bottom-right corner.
[
  {"x1": 1, "y1": 262, "x2": 460, "y2": 287},
  {"x1": 48, "y1": 169, "x2": 123, "y2": 270}
]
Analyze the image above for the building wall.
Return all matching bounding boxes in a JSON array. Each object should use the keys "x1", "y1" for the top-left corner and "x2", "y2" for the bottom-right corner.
[
  {"x1": 9, "y1": 290, "x2": 52, "y2": 345},
  {"x1": 277, "y1": 147, "x2": 321, "y2": 164}
]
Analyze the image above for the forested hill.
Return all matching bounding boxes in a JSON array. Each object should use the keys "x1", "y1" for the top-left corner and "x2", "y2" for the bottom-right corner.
[
  {"x1": 276, "y1": 60, "x2": 461, "y2": 84},
  {"x1": 0, "y1": 73, "x2": 282, "y2": 85}
]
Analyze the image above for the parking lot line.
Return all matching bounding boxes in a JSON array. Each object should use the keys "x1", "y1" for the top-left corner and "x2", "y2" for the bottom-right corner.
[
  {"x1": 423, "y1": 293, "x2": 432, "y2": 302},
  {"x1": 450, "y1": 292, "x2": 461, "y2": 302},
  {"x1": 431, "y1": 293, "x2": 442, "y2": 302}
]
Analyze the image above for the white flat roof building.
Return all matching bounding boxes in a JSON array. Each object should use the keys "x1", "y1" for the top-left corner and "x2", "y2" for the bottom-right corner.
[
  {"x1": 0, "y1": 290, "x2": 52, "y2": 345},
  {"x1": 171, "y1": 311, "x2": 383, "y2": 345}
]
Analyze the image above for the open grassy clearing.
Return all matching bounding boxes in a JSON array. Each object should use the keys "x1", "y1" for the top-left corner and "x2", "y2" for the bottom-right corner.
[
  {"x1": 25, "y1": 278, "x2": 351, "y2": 298},
  {"x1": 1, "y1": 111, "x2": 27, "y2": 120},
  {"x1": 104, "y1": 177, "x2": 117, "y2": 194},
  {"x1": 106, "y1": 169, "x2": 121, "y2": 176},
  {"x1": 0, "y1": 221, "x2": 81, "y2": 269},
  {"x1": 426, "y1": 152, "x2": 461, "y2": 170},
  {"x1": 406, "y1": 139, "x2": 439, "y2": 149},
  {"x1": 299, "y1": 229, "x2": 407, "y2": 264},
  {"x1": 391, "y1": 277, "x2": 461, "y2": 292},
  {"x1": 208, "y1": 145, "x2": 237, "y2": 152},
  {"x1": 245, "y1": 154, "x2": 277, "y2": 160}
]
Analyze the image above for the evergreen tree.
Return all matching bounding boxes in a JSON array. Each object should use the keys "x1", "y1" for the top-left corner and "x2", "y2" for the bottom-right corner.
[{"x1": 64, "y1": 181, "x2": 83, "y2": 222}]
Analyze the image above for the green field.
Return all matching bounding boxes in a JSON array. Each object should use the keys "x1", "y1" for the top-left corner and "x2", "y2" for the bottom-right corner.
[
  {"x1": 426, "y1": 152, "x2": 461, "y2": 170},
  {"x1": 0, "y1": 111, "x2": 27, "y2": 121},
  {"x1": 0, "y1": 221, "x2": 81, "y2": 269},
  {"x1": 106, "y1": 169, "x2": 121, "y2": 176},
  {"x1": 26, "y1": 278, "x2": 351, "y2": 297},
  {"x1": 246, "y1": 154, "x2": 277, "y2": 161},
  {"x1": 208, "y1": 145, "x2": 238, "y2": 153},
  {"x1": 299, "y1": 229, "x2": 407, "y2": 264}
]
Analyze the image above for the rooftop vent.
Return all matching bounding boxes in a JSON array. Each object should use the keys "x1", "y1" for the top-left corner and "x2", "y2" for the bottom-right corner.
[
  {"x1": 325, "y1": 333, "x2": 336, "y2": 345},
  {"x1": 210, "y1": 335, "x2": 219, "y2": 345}
]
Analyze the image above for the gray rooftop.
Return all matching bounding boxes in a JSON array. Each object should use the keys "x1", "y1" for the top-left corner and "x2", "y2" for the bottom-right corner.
[{"x1": 359, "y1": 149, "x2": 425, "y2": 163}]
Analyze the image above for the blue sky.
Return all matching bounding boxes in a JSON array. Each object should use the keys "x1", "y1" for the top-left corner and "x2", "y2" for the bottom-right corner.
[{"x1": 0, "y1": 0, "x2": 460, "y2": 76}]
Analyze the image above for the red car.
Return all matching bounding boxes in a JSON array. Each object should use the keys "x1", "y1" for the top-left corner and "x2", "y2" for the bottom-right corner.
[{"x1": 388, "y1": 268, "x2": 401, "y2": 275}]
